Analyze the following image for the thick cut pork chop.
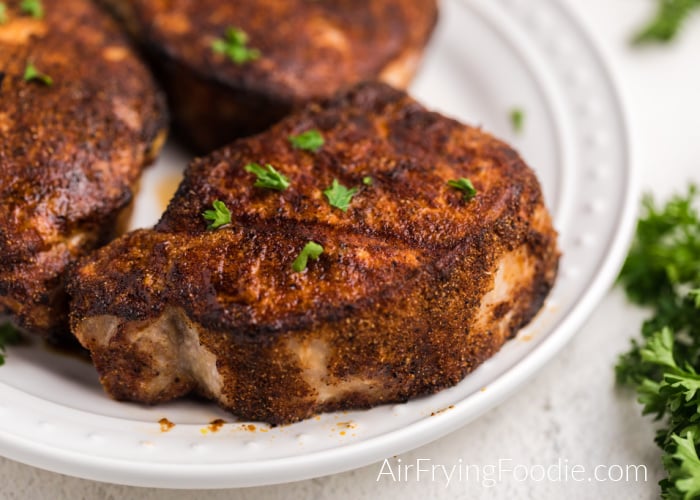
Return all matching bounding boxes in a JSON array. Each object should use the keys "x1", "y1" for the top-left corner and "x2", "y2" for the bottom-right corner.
[
  {"x1": 99, "y1": 0, "x2": 438, "y2": 152},
  {"x1": 68, "y1": 83, "x2": 559, "y2": 425},
  {"x1": 0, "y1": 0, "x2": 167, "y2": 338}
]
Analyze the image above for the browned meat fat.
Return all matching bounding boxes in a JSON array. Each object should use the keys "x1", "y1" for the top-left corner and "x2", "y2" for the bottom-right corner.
[
  {"x1": 0, "y1": 0, "x2": 167, "y2": 339},
  {"x1": 99, "y1": 0, "x2": 438, "y2": 152},
  {"x1": 68, "y1": 82, "x2": 559, "y2": 425}
]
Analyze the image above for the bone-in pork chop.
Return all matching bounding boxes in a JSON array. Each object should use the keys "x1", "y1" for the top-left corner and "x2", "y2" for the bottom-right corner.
[
  {"x1": 68, "y1": 82, "x2": 559, "y2": 424},
  {"x1": 99, "y1": 0, "x2": 438, "y2": 152},
  {"x1": 0, "y1": 0, "x2": 167, "y2": 339}
]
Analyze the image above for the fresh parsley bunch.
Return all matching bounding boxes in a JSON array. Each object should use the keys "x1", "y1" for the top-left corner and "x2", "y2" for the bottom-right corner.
[{"x1": 617, "y1": 185, "x2": 700, "y2": 499}]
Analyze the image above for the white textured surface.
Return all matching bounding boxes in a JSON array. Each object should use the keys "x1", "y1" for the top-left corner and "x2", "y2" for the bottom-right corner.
[{"x1": 2, "y1": 0, "x2": 699, "y2": 497}]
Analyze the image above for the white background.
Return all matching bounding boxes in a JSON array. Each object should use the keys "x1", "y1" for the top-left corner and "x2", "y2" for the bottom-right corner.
[{"x1": 2, "y1": 0, "x2": 699, "y2": 498}]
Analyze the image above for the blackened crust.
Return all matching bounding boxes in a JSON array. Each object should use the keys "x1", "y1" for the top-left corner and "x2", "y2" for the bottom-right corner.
[
  {"x1": 68, "y1": 82, "x2": 559, "y2": 424},
  {"x1": 0, "y1": 0, "x2": 168, "y2": 338},
  {"x1": 99, "y1": 0, "x2": 438, "y2": 152}
]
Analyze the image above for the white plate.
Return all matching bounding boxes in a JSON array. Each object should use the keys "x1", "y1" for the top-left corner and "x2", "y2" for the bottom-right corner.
[{"x1": 0, "y1": 0, "x2": 636, "y2": 488}]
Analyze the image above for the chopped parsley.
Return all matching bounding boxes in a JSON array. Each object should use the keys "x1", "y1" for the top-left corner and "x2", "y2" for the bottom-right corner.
[
  {"x1": 211, "y1": 27, "x2": 260, "y2": 65},
  {"x1": 633, "y1": 0, "x2": 700, "y2": 44},
  {"x1": 0, "y1": 323, "x2": 20, "y2": 366},
  {"x1": 616, "y1": 186, "x2": 700, "y2": 498},
  {"x1": 202, "y1": 200, "x2": 231, "y2": 229},
  {"x1": 510, "y1": 108, "x2": 525, "y2": 133},
  {"x1": 362, "y1": 176, "x2": 373, "y2": 186},
  {"x1": 289, "y1": 129, "x2": 324, "y2": 152},
  {"x1": 447, "y1": 178, "x2": 477, "y2": 201},
  {"x1": 0, "y1": 3, "x2": 7, "y2": 24},
  {"x1": 20, "y1": 0, "x2": 43, "y2": 19},
  {"x1": 323, "y1": 179, "x2": 359, "y2": 212},
  {"x1": 23, "y1": 62, "x2": 52, "y2": 86},
  {"x1": 292, "y1": 241, "x2": 324, "y2": 272},
  {"x1": 244, "y1": 163, "x2": 290, "y2": 191}
]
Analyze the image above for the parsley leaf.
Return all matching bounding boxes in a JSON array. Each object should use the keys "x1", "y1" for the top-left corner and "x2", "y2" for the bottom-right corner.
[
  {"x1": 212, "y1": 27, "x2": 260, "y2": 65},
  {"x1": 668, "y1": 433, "x2": 700, "y2": 499},
  {"x1": 202, "y1": 200, "x2": 231, "y2": 229},
  {"x1": 447, "y1": 178, "x2": 477, "y2": 201},
  {"x1": 362, "y1": 176, "x2": 373, "y2": 186},
  {"x1": 244, "y1": 163, "x2": 290, "y2": 191},
  {"x1": 20, "y1": 0, "x2": 43, "y2": 19},
  {"x1": 0, "y1": 323, "x2": 20, "y2": 366},
  {"x1": 633, "y1": 0, "x2": 700, "y2": 44},
  {"x1": 23, "y1": 62, "x2": 52, "y2": 86},
  {"x1": 691, "y1": 289, "x2": 700, "y2": 308},
  {"x1": 616, "y1": 186, "x2": 700, "y2": 498},
  {"x1": 289, "y1": 129, "x2": 324, "y2": 152},
  {"x1": 0, "y1": 3, "x2": 8, "y2": 24},
  {"x1": 510, "y1": 108, "x2": 525, "y2": 133},
  {"x1": 323, "y1": 179, "x2": 358, "y2": 212},
  {"x1": 292, "y1": 241, "x2": 323, "y2": 272},
  {"x1": 617, "y1": 185, "x2": 700, "y2": 309}
]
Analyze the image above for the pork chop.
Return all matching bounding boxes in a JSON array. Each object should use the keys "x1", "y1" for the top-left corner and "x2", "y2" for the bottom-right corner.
[
  {"x1": 0, "y1": 0, "x2": 167, "y2": 339},
  {"x1": 99, "y1": 0, "x2": 438, "y2": 152},
  {"x1": 68, "y1": 82, "x2": 559, "y2": 424}
]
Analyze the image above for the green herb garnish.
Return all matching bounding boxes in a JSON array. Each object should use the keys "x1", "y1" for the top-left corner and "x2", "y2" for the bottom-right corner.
[
  {"x1": 510, "y1": 108, "x2": 525, "y2": 133},
  {"x1": 292, "y1": 241, "x2": 324, "y2": 272},
  {"x1": 23, "y1": 62, "x2": 52, "y2": 86},
  {"x1": 212, "y1": 27, "x2": 260, "y2": 65},
  {"x1": 633, "y1": 0, "x2": 700, "y2": 44},
  {"x1": 0, "y1": 323, "x2": 20, "y2": 366},
  {"x1": 447, "y1": 178, "x2": 477, "y2": 201},
  {"x1": 202, "y1": 200, "x2": 231, "y2": 229},
  {"x1": 0, "y1": 3, "x2": 8, "y2": 24},
  {"x1": 289, "y1": 129, "x2": 324, "y2": 152},
  {"x1": 362, "y1": 176, "x2": 373, "y2": 186},
  {"x1": 20, "y1": 0, "x2": 43, "y2": 19},
  {"x1": 244, "y1": 163, "x2": 290, "y2": 191},
  {"x1": 616, "y1": 185, "x2": 700, "y2": 498},
  {"x1": 323, "y1": 179, "x2": 358, "y2": 212}
]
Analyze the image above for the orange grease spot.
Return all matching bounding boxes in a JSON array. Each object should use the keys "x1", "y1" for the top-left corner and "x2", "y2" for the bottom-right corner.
[
  {"x1": 207, "y1": 419, "x2": 226, "y2": 432},
  {"x1": 158, "y1": 418, "x2": 175, "y2": 432},
  {"x1": 156, "y1": 175, "x2": 183, "y2": 212},
  {"x1": 430, "y1": 405, "x2": 456, "y2": 417}
]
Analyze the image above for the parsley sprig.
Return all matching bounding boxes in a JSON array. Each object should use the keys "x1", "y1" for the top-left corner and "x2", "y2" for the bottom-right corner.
[
  {"x1": 633, "y1": 0, "x2": 700, "y2": 44},
  {"x1": 0, "y1": 323, "x2": 20, "y2": 366},
  {"x1": 212, "y1": 27, "x2": 260, "y2": 65},
  {"x1": 510, "y1": 108, "x2": 525, "y2": 133},
  {"x1": 20, "y1": 0, "x2": 43, "y2": 19},
  {"x1": 447, "y1": 178, "x2": 477, "y2": 201},
  {"x1": 23, "y1": 62, "x2": 52, "y2": 86},
  {"x1": 289, "y1": 129, "x2": 324, "y2": 152},
  {"x1": 324, "y1": 179, "x2": 358, "y2": 212},
  {"x1": 202, "y1": 200, "x2": 231, "y2": 229},
  {"x1": 245, "y1": 163, "x2": 290, "y2": 191},
  {"x1": 292, "y1": 241, "x2": 324, "y2": 272},
  {"x1": 616, "y1": 185, "x2": 700, "y2": 498}
]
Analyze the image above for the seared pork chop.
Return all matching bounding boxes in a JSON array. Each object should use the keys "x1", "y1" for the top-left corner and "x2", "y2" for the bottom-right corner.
[
  {"x1": 0, "y1": 0, "x2": 167, "y2": 338},
  {"x1": 99, "y1": 0, "x2": 438, "y2": 152},
  {"x1": 68, "y1": 83, "x2": 559, "y2": 424}
]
